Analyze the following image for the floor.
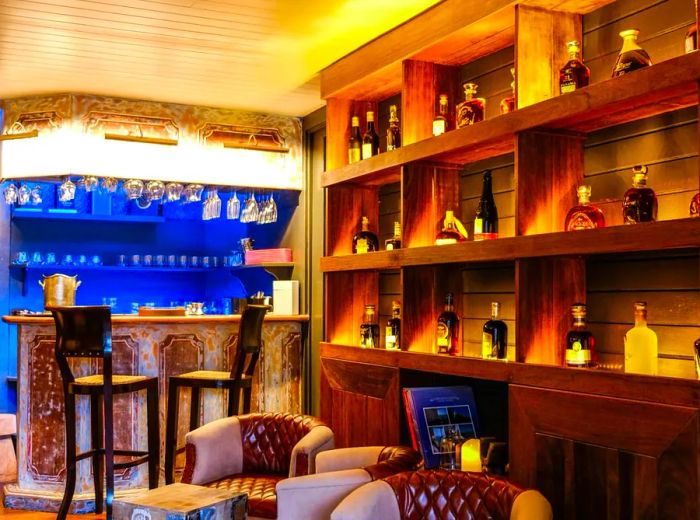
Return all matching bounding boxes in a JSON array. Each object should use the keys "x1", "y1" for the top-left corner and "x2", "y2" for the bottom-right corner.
[{"x1": 0, "y1": 487, "x2": 105, "y2": 519}]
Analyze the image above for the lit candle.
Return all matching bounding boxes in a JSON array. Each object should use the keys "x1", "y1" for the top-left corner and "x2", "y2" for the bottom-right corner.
[{"x1": 460, "y1": 438, "x2": 482, "y2": 472}]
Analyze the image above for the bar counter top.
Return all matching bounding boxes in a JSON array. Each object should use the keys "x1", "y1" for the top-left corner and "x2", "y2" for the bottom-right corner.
[{"x1": 2, "y1": 313, "x2": 309, "y2": 324}]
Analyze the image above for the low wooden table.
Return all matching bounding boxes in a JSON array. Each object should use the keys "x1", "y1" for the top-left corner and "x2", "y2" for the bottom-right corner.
[{"x1": 113, "y1": 483, "x2": 247, "y2": 520}]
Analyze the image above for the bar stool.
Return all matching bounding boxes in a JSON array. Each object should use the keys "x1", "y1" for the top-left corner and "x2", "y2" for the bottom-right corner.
[
  {"x1": 164, "y1": 304, "x2": 268, "y2": 484},
  {"x1": 0, "y1": 413, "x2": 17, "y2": 483},
  {"x1": 50, "y1": 306, "x2": 160, "y2": 520}
]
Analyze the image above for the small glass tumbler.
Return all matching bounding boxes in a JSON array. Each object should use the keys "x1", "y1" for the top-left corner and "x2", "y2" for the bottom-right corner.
[
  {"x1": 13, "y1": 251, "x2": 28, "y2": 265},
  {"x1": 45, "y1": 252, "x2": 57, "y2": 265},
  {"x1": 202, "y1": 256, "x2": 210, "y2": 268},
  {"x1": 130, "y1": 254, "x2": 141, "y2": 266},
  {"x1": 61, "y1": 254, "x2": 74, "y2": 266},
  {"x1": 90, "y1": 255, "x2": 103, "y2": 266},
  {"x1": 4, "y1": 184, "x2": 18, "y2": 205},
  {"x1": 77, "y1": 255, "x2": 88, "y2": 266},
  {"x1": 178, "y1": 255, "x2": 188, "y2": 268},
  {"x1": 190, "y1": 256, "x2": 200, "y2": 268},
  {"x1": 143, "y1": 255, "x2": 153, "y2": 267},
  {"x1": 155, "y1": 255, "x2": 165, "y2": 266},
  {"x1": 118, "y1": 255, "x2": 127, "y2": 267},
  {"x1": 168, "y1": 255, "x2": 177, "y2": 267},
  {"x1": 31, "y1": 252, "x2": 44, "y2": 265}
]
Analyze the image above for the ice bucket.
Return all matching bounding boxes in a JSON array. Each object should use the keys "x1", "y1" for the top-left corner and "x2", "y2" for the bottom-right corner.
[{"x1": 39, "y1": 274, "x2": 81, "y2": 308}]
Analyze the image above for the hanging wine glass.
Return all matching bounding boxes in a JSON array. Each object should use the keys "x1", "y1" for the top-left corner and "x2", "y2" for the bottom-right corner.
[
  {"x1": 101, "y1": 177, "x2": 119, "y2": 193},
  {"x1": 184, "y1": 184, "x2": 204, "y2": 203},
  {"x1": 145, "y1": 180, "x2": 165, "y2": 202},
  {"x1": 59, "y1": 177, "x2": 76, "y2": 202},
  {"x1": 17, "y1": 185, "x2": 31, "y2": 206},
  {"x1": 123, "y1": 179, "x2": 144, "y2": 200},
  {"x1": 165, "y1": 182, "x2": 183, "y2": 202},
  {"x1": 247, "y1": 193, "x2": 259, "y2": 223},
  {"x1": 3, "y1": 183, "x2": 18, "y2": 205},
  {"x1": 227, "y1": 191, "x2": 240, "y2": 220},
  {"x1": 269, "y1": 193, "x2": 278, "y2": 223},
  {"x1": 30, "y1": 186, "x2": 42, "y2": 206},
  {"x1": 81, "y1": 176, "x2": 99, "y2": 192}
]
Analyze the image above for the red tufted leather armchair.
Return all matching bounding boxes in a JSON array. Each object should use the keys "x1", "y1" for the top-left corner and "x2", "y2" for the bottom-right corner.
[
  {"x1": 331, "y1": 469, "x2": 552, "y2": 520},
  {"x1": 181, "y1": 412, "x2": 334, "y2": 520}
]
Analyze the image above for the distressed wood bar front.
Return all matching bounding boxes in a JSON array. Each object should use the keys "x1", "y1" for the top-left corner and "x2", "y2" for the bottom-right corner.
[{"x1": 1, "y1": 313, "x2": 308, "y2": 513}]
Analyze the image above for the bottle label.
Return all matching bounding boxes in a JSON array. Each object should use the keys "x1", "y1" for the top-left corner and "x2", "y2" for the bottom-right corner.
[
  {"x1": 686, "y1": 35, "x2": 696, "y2": 54},
  {"x1": 362, "y1": 143, "x2": 373, "y2": 160},
  {"x1": 436, "y1": 323, "x2": 450, "y2": 348},
  {"x1": 435, "y1": 238, "x2": 458, "y2": 246},
  {"x1": 566, "y1": 341, "x2": 591, "y2": 365},
  {"x1": 432, "y1": 120, "x2": 446, "y2": 136},
  {"x1": 474, "y1": 218, "x2": 483, "y2": 235},
  {"x1": 482, "y1": 332, "x2": 495, "y2": 359},
  {"x1": 560, "y1": 81, "x2": 576, "y2": 94},
  {"x1": 568, "y1": 212, "x2": 596, "y2": 231},
  {"x1": 356, "y1": 238, "x2": 369, "y2": 254},
  {"x1": 349, "y1": 148, "x2": 361, "y2": 164},
  {"x1": 386, "y1": 242, "x2": 394, "y2": 251},
  {"x1": 386, "y1": 327, "x2": 397, "y2": 349},
  {"x1": 456, "y1": 105, "x2": 477, "y2": 128}
]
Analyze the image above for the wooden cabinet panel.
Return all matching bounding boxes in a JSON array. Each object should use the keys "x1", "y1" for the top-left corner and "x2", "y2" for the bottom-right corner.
[
  {"x1": 510, "y1": 385, "x2": 699, "y2": 519},
  {"x1": 320, "y1": 357, "x2": 400, "y2": 448}
]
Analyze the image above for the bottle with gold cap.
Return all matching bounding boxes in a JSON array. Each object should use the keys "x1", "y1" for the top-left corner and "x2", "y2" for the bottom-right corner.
[
  {"x1": 435, "y1": 210, "x2": 468, "y2": 245},
  {"x1": 385, "y1": 221, "x2": 402, "y2": 251},
  {"x1": 622, "y1": 165, "x2": 657, "y2": 224},
  {"x1": 565, "y1": 185, "x2": 606, "y2": 231},
  {"x1": 352, "y1": 216, "x2": 379, "y2": 254},
  {"x1": 385, "y1": 300, "x2": 401, "y2": 350},
  {"x1": 559, "y1": 40, "x2": 590, "y2": 94},
  {"x1": 348, "y1": 116, "x2": 362, "y2": 164},
  {"x1": 624, "y1": 301, "x2": 658, "y2": 376},
  {"x1": 359, "y1": 304, "x2": 379, "y2": 349},
  {"x1": 612, "y1": 29, "x2": 652, "y2": 77},
  {"x1": 455, "y1": 82, "x2": 485, "y2": 128},
  {"x1": 565, "y1": 303, "x2": 596, "y2": 368},
  {"x1": 433, "y1": 94, "x2": 450, "y2": 136}
]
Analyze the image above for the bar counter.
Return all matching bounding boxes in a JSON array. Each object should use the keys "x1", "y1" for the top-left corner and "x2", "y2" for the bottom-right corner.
[{"x1": 2, "y1": 313, "x2": 308, "y2": 513}]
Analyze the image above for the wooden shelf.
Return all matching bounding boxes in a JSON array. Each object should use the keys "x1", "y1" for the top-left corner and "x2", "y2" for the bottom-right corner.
[
  {"x1": 321, "y1": 219, "x2": 700, "y2": 272},
  {"x1": 322, "y1": 52, "x2": 700, "y2": 187}
]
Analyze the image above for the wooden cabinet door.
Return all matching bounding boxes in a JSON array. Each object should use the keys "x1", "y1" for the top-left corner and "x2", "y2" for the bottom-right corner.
[
  {"x1": 510, "y1": 385, "x2": 699, "y2": 519},
  {"x1": 320, "y1": 357, "x2": 400, "y2": 448}
]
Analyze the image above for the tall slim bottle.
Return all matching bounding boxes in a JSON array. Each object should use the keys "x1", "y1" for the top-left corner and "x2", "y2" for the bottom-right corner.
[
  {"x1": 436, "y1": 293, "x2": 460, "y2": 356},
  {"x1": 433, "y1": 95, "x2": 450, "y2": 136},
  {"x1": 385, "y1": 300, "x2": 401, "y2": 350},
  {"x1": 386, "y1": 105, "x2": 401, "y2": 151},
  {"x1": 482, "y1": 302, "x2": 507, "y2": 360},
  {"x1": 348, "y1": 116, "x2": 362, "y2": 164},
  {"x1": 624, "y1": 301, "x2": 658, "y2": 375},
  {"x1": 474, "y1": 170, "x2": 498, "y2": 241},
  {"x1": 359, "y1": 305, "x2": 379, "y2": 349},
  {"x1": 362, "y1": 111, "x2": 380, "y2": 159}
]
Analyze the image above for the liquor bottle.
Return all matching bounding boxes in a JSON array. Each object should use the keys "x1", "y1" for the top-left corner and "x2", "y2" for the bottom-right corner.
[
  {"x1": 435, "y1": 210, "x2": 468, "y2": 245},
  {"x1": 455, "y1": 83, "x2": 485, "y2": 128},
  {"x1": 385, "y1": 300, "x2": 401, "y2": 350},
  {"x1": 386, "y1": 104, "x2": 401, "y2": 151},
  {"x1": 612, "y1": 29, "x2": 652, "y2": 77},
  {"x1": 565, "y1": 185, "x2": 606, "y2": 231},
  {"x1": 385, "y1": 221, "x2": 402, "y2": 251},
  {"x1": 686, "y1": 23, "x2": 698, "y2": 54},
  {"x1": 474, "y1": 170, "x2": 498, "y2": 241},
  {"x1": 362, "y1": 111, "x2": 380, "y2": 159},
  {"x1": 436, "y1": 293, "x2": 460, "y2": 355},
  {"x1": 622, "y1": 165, "x2": 657, "y2": 224},
  {"x1": 348, "y1": 116, "x2": 362, "y2": 164},
  {"x1": 624, "y1": 301, "x2": 658, "y2": 376},
  {"x1": 432, "y1": 94, "x2": 450, "y2": 136},
  {"x1": 359, "y1": 304, "x2": 380, "y2": 349},
  {"x1": 500, "y1": 68, "x2": 516, "y2": 114},
  {"x1": 691, "y1": 192, "x2": 700, "y2": 217},
  {"x1": 565, "y1": 303, "x2": 596, "y2": 368},
  {"x1": 559, "y1": 40, "x2": 590, "y2": 94},
  {"x1": 482, "y1": 302, "x2": 507, "y2": 360},
  {"x1": 694, "y1": 337, "x2": 700, "y2": 379},
  {"x1": 352, "y1": 216, "x2": 379, "y2": 254}
]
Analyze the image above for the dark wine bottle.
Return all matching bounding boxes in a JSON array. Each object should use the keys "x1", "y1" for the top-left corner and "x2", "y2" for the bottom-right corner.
[
  {"x1": 482, "y1": 302, "x2": 507, "y2": 360},
  {"x1": 362, "y1": 111, "x2": 380, "y2": 160},
  {"x1": 474, "y1": 170, "x2": 498, "y2": 241}
]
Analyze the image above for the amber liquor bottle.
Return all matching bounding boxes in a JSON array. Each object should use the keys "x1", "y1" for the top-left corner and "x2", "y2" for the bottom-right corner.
[
  {"x1": 500, "y1": 68, "x2": 516, "y2": 114},
  {"x1": 686, "y1": 24, "x2": 698, "y2": 54},
  {"x1": 622, "y1": 165, "x2": 657, "y2": 224},
  {"x1": 436, "y1": 293, "x2": 460, "y2": 356},
  {"x1": 385, "y1": 221, "x2": 402, "y2": 251},
  {"x1": 359, "y1": 305, "x2": 380, "y2": 349},
  {"x1": 348, "y1": 116, "x2": 362, "y2": 164},
  {"x1": 352, "y1": 216, "x2": 379, "y2": 254},
  {"x1": 565, "y1": 185, "x2": 605, "y2": 231},
  {"x1": 386, "y1": 104, "x2": 401, "y2": 151},
  {"x1": 691, "y1": 192, "x2": 700, "y2": 217},
  {"x1": 482, "y1": 302, "x2": 507, "y2": 360},
  {"x1": 362, "y1": 111, "x2": 380, "y2": 159},
  {"x1": 435, "y1": 210, "x2": 468, "y2": 245},
  {"x1": 559, "y1": 40, "x2": 590, "y2": 94},
  {"x1": 456, "y1": 83, "x2": 485, "y2": 128},
  {"x1": 385, "y1": 301, "x2": 401, "y2": 350},
  {"x1": 474, "y1": 170, "x2": 498, "y2": 241},
  {"x1": 612, "y1": 29, "x2": 652, "y2": 77},
  {"x1": 432, "y1": 94, "x2": 450, "y2": 136},
  {"x1": 565, "y1": 303, "x2": 596, "y2": 368}
]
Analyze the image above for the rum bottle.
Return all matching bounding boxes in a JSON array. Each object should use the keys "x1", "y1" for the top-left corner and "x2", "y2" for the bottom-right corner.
[
  {"x1": 385, "y1": 300, "x2": 401, "y2": 350},
  {"x1": 612, "y1": 29, "x2": 652, "y2": 77},
  {"x1": 348, "y1": 116, "x2": 362, "y2": 164},
  {"x1": 359, "y1": 305, "x2": 380, "y2": 349},
  {"x1": 691, "y1": 192, "x2": 700, "y2": 217},
  {"x1": 387, "y1": 104, "x2": 401, "y2": 151},
  {"x1": 482, "y1": 302, "x2": 508, "y2": 360},
  {"x1": 385, "y1": 221, "x2": 402, "y2": 251},
  {"x1": 474, "y1": 170, "x2": 498, "y2": 241},
  {"x1": 436, "y1": 293, "x2": 460, "y2": 356},
  {"x1": 362, "y1": 111, "x2": 380, "y2": 159},
  {"x1": 624, "y1": 301, "x2": 658, "y2": 376},
  {"x1": 565, "y1": 303, "x2": 596, "y2": 368},
  {"x1": 433, "y1": 94, "x2": 450, "y2": 136},
  {"x1": 435, "y1": 210, "x2": 468, "y2": 245},
  {"x1": 352, "y1": 216, "x2": 379, "y2": 254},
  {"x1": 686, "y1": 23, "x2": 698, "y2": 54},
  {"x1": 565, "y1": 185, "x2": 605, "y2": 231},
  {"x1": 559, "y1": 40, "x2": 590, "y2": 94},
  {"x1": 500, "y1": 68, "x2": 516, "y2": 114},
  {"x1": 622, "y1": 165, "x2": 657, "y2": 224},
  {"x1": 456, "y1": 83, "x2": 485, "y2": 128}
]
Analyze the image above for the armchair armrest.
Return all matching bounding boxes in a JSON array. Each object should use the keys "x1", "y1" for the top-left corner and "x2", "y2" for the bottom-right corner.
[
  {"x1": 276, "y1": 468, "x2": 372, "y2": 520},
  {"x1": 316, "y1": 447, "x2": 384, "y2": 474},
  {"x1": 182, "y1": 416, "x2": 243, "y2": 485},
  {"x1": 289, "y1": 425, "x2": 334, "y2": 476}
]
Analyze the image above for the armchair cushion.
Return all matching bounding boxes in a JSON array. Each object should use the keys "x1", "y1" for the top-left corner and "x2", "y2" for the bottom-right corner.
[
  {"x1": 331, "y1": 480, "x2": 401, "y2": 520},
  {"x1": 183, "y1": 416, "x2": 243, "y2": 485}
]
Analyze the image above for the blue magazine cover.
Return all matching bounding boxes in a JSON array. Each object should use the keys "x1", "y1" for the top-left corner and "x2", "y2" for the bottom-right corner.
[{"x1": 403, "y1": 386, "x2": 480, "y2": 469}]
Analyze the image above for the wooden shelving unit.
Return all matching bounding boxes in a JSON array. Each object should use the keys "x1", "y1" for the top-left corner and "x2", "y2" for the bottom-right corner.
[{"x1": 320, "y1": 0, "x2": 700, "y2": 516}]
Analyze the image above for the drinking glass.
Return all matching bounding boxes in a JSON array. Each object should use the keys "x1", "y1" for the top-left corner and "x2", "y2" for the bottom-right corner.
[
  {"x1": 184, "y1": 184, "x2": 204, "y2": 203},
  {"x1": 145, "y1": 180, "x2": 165, "y2": 202},
  {"x1": 17, "y1": 185, "x2": 31, "y2": 206},
  {"x1": 167, "y1": 255, "x2": 177, "y2": 267},
  {"x1": 45, "y1": 252, "x2": 57, "y2": 265},
  {"x1": 123, "y1": 179, "x2": 144, "y2": 200},
  {"x1": 59, "y1": 178, "x2": 76, "y2": 202},
  {"x1": 30, "y1": 252, "x2": 44, "y2": 265},
  {"x1": 77, "y1": 254, "x2": 88, "y2": 266},
  {"x1": 165, "y1": 183, "x2": 184, "y2": 202},
  {"x1": 190, "y1": 256, "x2": 200, "y2": 268},
  {"x1": 143, "y1": 254, "x2": 153, "y2": 267},
  {"x1": 12, "y1": 251, "x2": 28, "y2": 265},
  {"x1": 90, "y1": 255, "x2": 103, "y2": 266},
  {"x1": 82, "y1": 176, "x2": 99, "y2": 192},
  {"x1": 202, "y1": 256, "x2": 210, "y2": 268},
  {"x1": 227, "y1": 191, "x2": 241, "y2": 220},
  {"x1": 30, "y1": 186, "x2": 43, "y2": 205},
  {"x1": 130, "y1": 254, "x2": 141, "y2": 266},
  {"x1": 61, "y1": 254, "x2": 74, "y2": 266},
  {"x1": 101, "y1": 177, "x2": 119, "y2": 193},
  {"x1": 155, "y1": 255, "x2": 165, "y2": 266},
  {"x1": 118, "y1": 255, "x2": 127, "y2": 267},
  {"x1": 178, "y1": 255, "x2": 188, "y2": 268},
  {"x1": 4, "y1": 184, "x2": 18, "y2": 205}
]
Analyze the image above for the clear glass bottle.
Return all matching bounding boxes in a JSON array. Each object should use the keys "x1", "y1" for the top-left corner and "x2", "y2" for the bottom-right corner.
[
  {"x1": 386, "y1": 104, "x2": 401, "y2": 151},
  {"x1": 686, "y1": 23, "x2": 698, "y2": 54},
  {"x1": 385, "y1": 300, "x2": 401, "y2": 350},
  {"x1": 359, "y1": 305, "x2": 380, "y2": 349},
  {"x1": 362, "y1": 111, "x2": 380, "y2": 159},
  {"x1": 456, "y1": 83, "x2": 485, "y2": 128},
  {"x1": 352, "y1": 216, "x2": 379, "y2": 254},
  {"x1": 432, "y1": 94, "x2": 450, "y2": 136},
  {"x1": 435, "y1": 210, "x2": 468, "y2": 245},
  {"x1": 690, "y1": 192, "x2": 700, "y2": 217},
  {"x1": 622, "y1": 165, "x2": 657, "y2": 224},
  {"x1": 474, "y1": 170, "x2": 498, "y2": 241},
  {"x1": 565, "y1": 303, "x2": 596, "y2": 368},
  {"x1": 559, "y1": 40, "x2": 591, "y2": 94},
  {"x1": 482, "y1": 302, "x2": 508, "y2": 360},
  {"x1": 348, "y1": 116, "x2": 362, "y2": 164},
  {"x1": 565, "y1": 185, "x2": 606, "y2": 231},
  {"x1": 436, "y1": 292, "x2": 460, "y2": 356},
  {"x1": 500, "y1": 68, "x2": 516, "y2": 114},
  {"x1": 612, "y1": 29, "x2": 652, "y2": 77},
  {"x1": 624, "y1": 301, "x2": 658, "y2": 376},
  {"x1": 385, "y1": 221, "x2": 402, "y2": 251}
]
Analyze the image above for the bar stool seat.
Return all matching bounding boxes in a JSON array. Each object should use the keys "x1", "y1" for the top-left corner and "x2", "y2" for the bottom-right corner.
[
  {"x1": 73, "y1": 374, "x2": 150, "y2": 387},
  {"x1": 175, "y1": 370, "x2": 234, "y2": 381}
]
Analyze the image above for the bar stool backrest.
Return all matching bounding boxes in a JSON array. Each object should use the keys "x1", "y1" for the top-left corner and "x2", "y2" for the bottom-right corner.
[
  {"x1": 49, "y1": 305, "x2": 113, "y2": 385},
  {"x1": 230, "y1": 304, "x2": 268, "y2": 379}
]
